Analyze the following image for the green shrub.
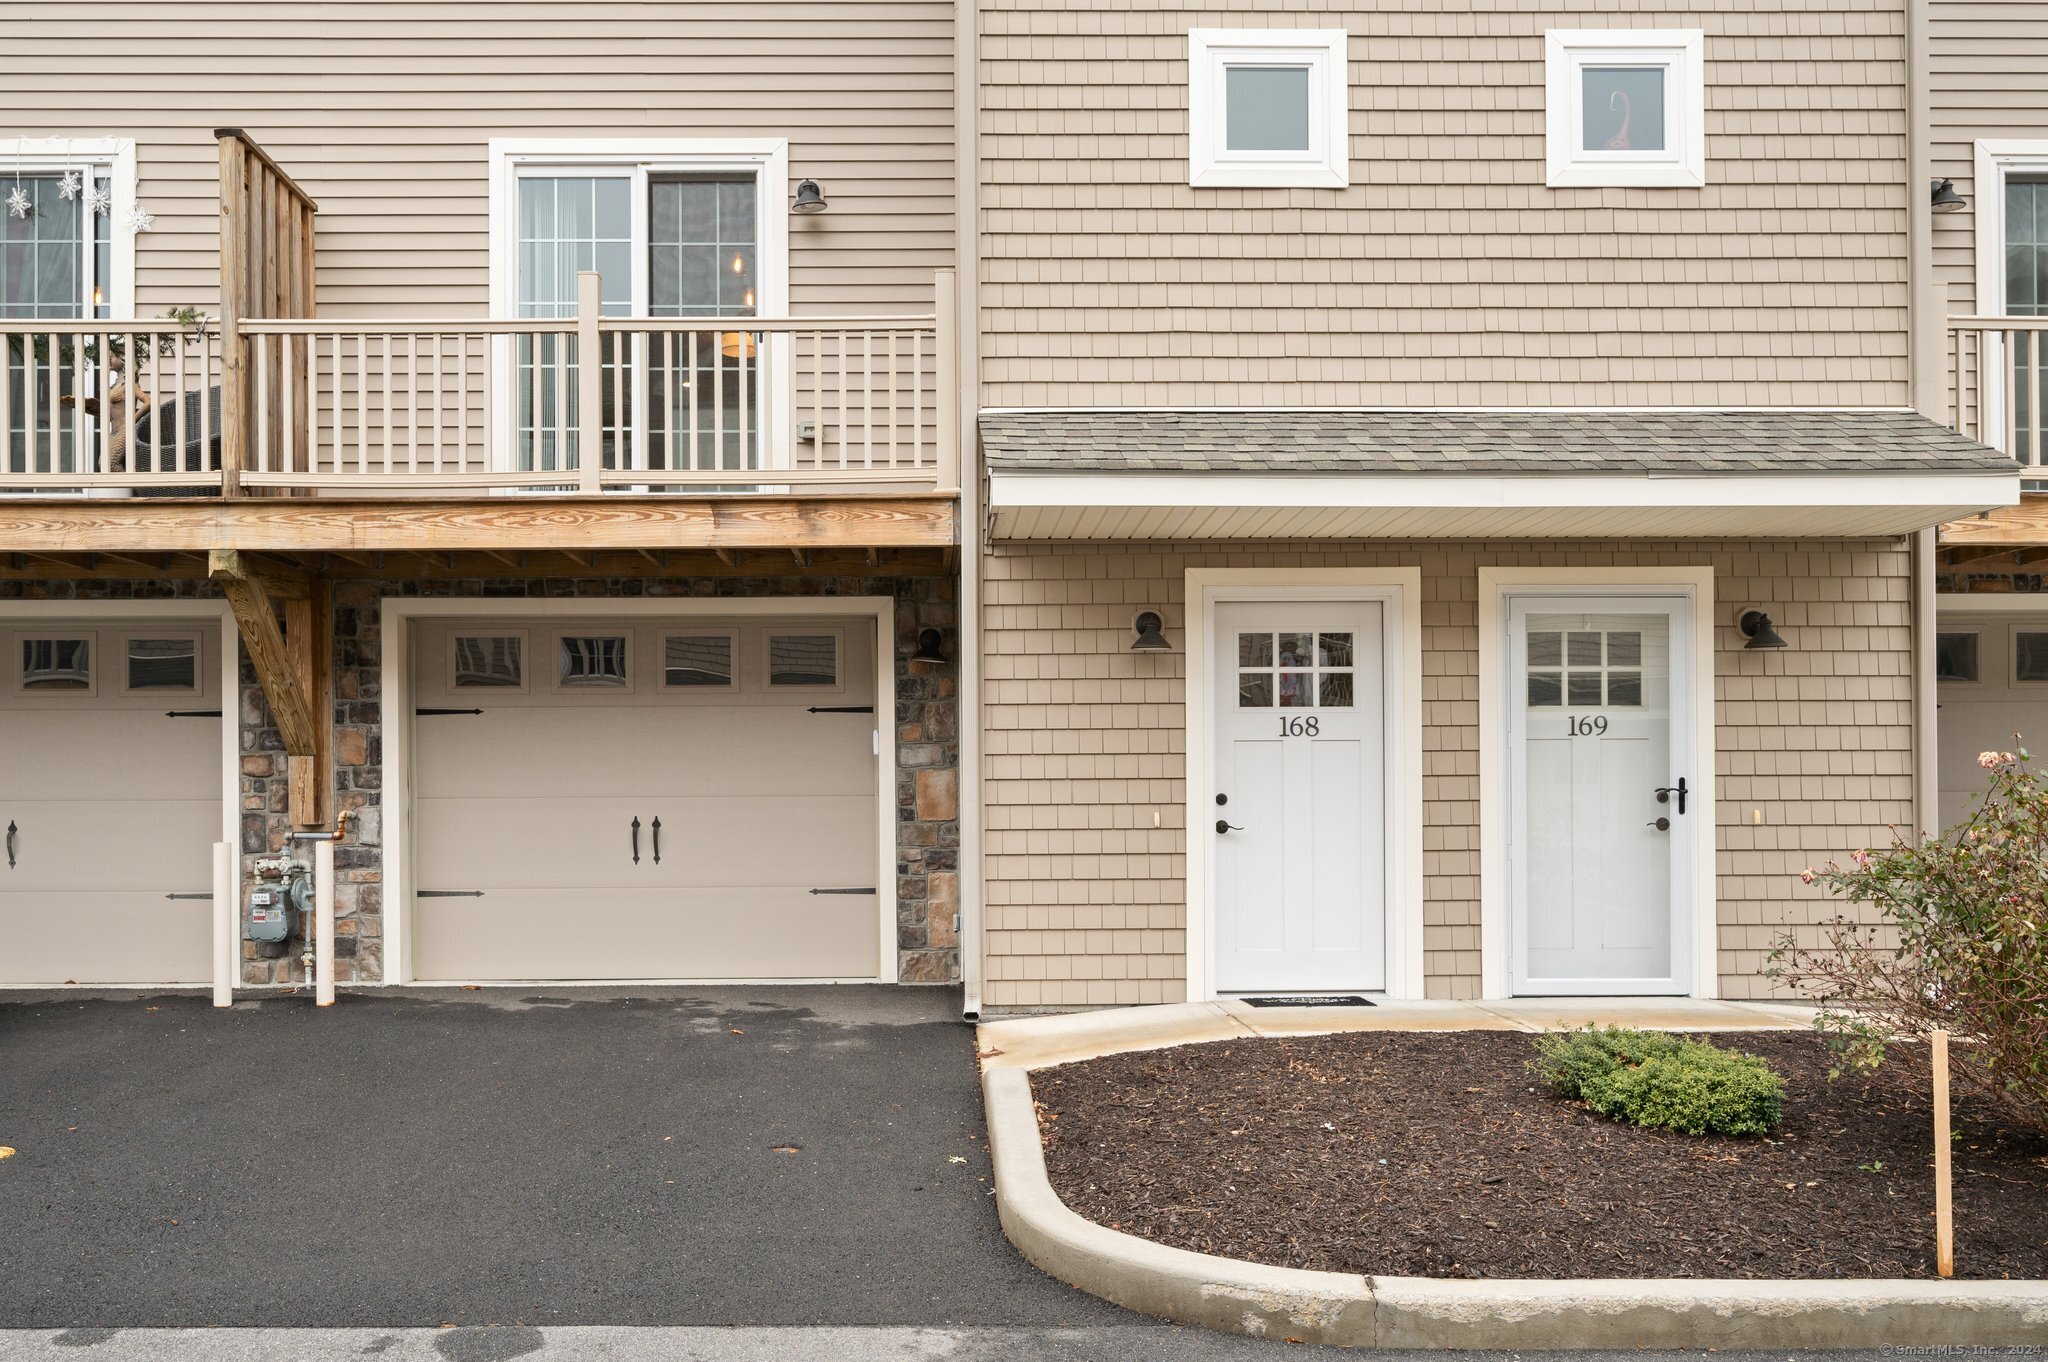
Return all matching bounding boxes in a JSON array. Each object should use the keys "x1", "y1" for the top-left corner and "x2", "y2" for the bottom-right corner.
[
  {"x1": 1768, "y1": 746, "x2": 2048, "y2": 1134},
  {"x1": 1531, "y1": 1026, "x2": 1785, "y2": 1137}
]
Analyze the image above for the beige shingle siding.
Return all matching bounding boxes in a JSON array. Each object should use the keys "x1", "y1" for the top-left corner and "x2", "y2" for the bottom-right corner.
[
  {"x1": 979, "y1": 0, "x2": 1910, "y2": 410},
  {"x1": 3, "y1": 1, "x2": 956, "y2": 316},
  {"x1": 1927, "y1": 2, "x2": 2048, "y2": 321},
  {"x1": 980, "y1": 539, "x2": 1913, "y2": 1008}
]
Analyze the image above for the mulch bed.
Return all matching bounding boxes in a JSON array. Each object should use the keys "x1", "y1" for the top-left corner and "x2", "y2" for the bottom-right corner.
[{"x1": 1032, "y1": 1030, "x2": 2048, "y2": 1280}]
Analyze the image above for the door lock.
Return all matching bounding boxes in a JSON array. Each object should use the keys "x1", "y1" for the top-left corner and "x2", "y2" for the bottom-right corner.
[
  {"x1": 1215, "y1": 820, "x2": 1243, "y2": 834},
  {"x1": 1654, "y1": 778, "x2": 1689, "y2": 815},
  {"x1": 1647, "y1": 816, "x2": 1671, "y2": 832}
]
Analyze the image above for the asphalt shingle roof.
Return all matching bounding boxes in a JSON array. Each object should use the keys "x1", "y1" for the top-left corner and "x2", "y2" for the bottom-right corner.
[{"x1": 979, "y1": 410, "x2": 2017, "y2": 476}]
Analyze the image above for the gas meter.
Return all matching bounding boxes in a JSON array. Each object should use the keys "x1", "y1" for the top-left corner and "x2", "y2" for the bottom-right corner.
[{"x1": 247, "y1": 885, "x2": 292, "y2": 944}]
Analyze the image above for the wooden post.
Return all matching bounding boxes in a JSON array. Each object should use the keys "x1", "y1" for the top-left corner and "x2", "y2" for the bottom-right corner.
[
  {"x1": 218, "y1": 137, "x2": 248, "y2": 498},
  {"x1": 576, "y1": 271, "x2": 603, "y2": 496},
  {"x1": 1933, "y1": 1028, "x2": 1954, "y2": 1278},
  {"x1": 934, "y1": 268, "x2": 959, "y2": 494}
]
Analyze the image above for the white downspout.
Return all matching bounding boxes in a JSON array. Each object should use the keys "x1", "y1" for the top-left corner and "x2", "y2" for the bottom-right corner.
[
  {"x1": 955, "y1": 0, "x2": 984, "y2": 1019},
  {"x1": 1907, "y1": 0, "x2": 1941, "y2": 839}
]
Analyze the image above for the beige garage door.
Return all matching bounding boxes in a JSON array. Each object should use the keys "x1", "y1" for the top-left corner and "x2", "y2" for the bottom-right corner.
[
  {"x1": 0, "y1": 622, "x2": 222, "y2": 985},
  {"x1": 411, "y1": 616, "x2": 881, "y2": 981}
]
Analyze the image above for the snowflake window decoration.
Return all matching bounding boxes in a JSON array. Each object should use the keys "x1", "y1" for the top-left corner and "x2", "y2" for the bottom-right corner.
[
  {"x1": 84, "y1": 183, "x2": 111, "y2": 216},
  {"x1": 5, "y1": 185, "x2": 30, "y2": 221},
  {"x1": 122, "y1": 205, "x2": 155, "y2": 234},
  {"x1": 58, "y1": 169, "x2": 81, "y2": 200}
]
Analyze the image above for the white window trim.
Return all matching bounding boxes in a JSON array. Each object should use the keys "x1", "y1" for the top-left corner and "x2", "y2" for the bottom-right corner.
[
  {"x1": 4, "y1": 137, "x2": 138, "y2": 315},
  {"x1": 1477, "y1": 567, "x2": 1718, "y2": 1001},
  {"x1": 1183, "y1": 568, "x2": 1425, "y2": 1001},
  {"x1": 1544, "y1": 30, "x2": 1706, "y2": 189},
  {"x1": 1188, "y1": 30, "x2": 1350, "y2": 189},
  {"x1": 1969, "y1": 141, "x2": 2048, "y2": 457},
  {"x1": 485, "y1": 138, "x2": 793, "y2": 468}
]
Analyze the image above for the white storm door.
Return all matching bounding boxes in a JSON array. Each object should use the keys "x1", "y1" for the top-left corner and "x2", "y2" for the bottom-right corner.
[
  {"x1": 1212, "y1": 601, "x2": 1386, "y2": 993},
  {"x1": 1508, "y1": 596, "x2": 1693, "y2": 995}
]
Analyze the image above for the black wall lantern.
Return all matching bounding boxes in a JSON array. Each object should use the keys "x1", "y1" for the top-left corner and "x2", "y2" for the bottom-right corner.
[
  {"x1": 1931, "y1": 178, "x2": 1967, "y2": 214},
  {"x1": 910, "y1": 628, "x2": 947, "y2": 664},
  {"x1": 1739, "y1": 609, "x2": 1789, "y2": 650},
  {"x1": 1130, "y1": 610, "x2": 1171, "y2": 652},
  {"x1": 791, "y1": 179, "x2": 829, "y2": 214}
]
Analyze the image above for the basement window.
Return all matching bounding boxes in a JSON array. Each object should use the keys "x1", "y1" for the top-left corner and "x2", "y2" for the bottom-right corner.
[
  {"x1": 1935, "y1": 632, "x2": 1980, "y2": 684},
  {"x1": 2015, "y1": 631, "x2": 2048, "y2": 683},
  {"x1": 1187, "y1": 30, "x2": 1349, "y2": 189}
]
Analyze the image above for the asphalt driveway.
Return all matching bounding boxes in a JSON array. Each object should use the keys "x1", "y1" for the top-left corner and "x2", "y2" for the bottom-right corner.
[{"x1": 0, "y1": 986, "x2": 1127, "y2": 1329}]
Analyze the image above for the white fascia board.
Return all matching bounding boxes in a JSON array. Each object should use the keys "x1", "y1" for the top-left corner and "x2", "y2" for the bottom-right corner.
[{"x1": 987, "y1": 470, "x2": 2022, "y2": 513}]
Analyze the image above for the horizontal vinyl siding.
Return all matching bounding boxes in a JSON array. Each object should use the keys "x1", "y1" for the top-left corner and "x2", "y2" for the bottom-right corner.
[
  {"x1": 1, "y1": 2, "x2": 955, "y2": 316},
  {"x1": 979, "y1": 0, "x2": 1911, "y2": 409},
  {"x1": 1927, "y1": 3, "x2": 2048, "y2": 320},
  {"x1": 979, "y1": 540, "x2": 1913, "y2": 1009}
]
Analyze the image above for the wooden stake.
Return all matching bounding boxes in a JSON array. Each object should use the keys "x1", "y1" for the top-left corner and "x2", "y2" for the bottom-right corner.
[{"x1": 1933, "y1": 1028, "x2": 1954, "y2": 1278}]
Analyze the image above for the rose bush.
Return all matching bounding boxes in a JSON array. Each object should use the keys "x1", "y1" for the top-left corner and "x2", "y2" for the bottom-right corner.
[{"x1": 1769, "y1": 746, "x2": 2048, "y2": 1132}]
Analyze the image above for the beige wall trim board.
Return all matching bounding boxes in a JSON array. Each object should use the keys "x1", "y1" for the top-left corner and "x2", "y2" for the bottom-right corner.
[
  {"x1": 1476, "y1": 567, "x2": 1718, "y2": 1001},
  {"x1": 0, "y1": 598, "x2": 239, "y2": 997},
  {"x1": 1935, "y1": 593, "x2": 2048, "y2": 615},
  {"x1": 378, "y1": 594, "x2": 896, "y2": 986},
  {"x1": 1183, "y1": 568, "x2": 1426, "y2": 1001},
  {"x1": 987, "y1": 473, "x2": 2016, "y2": 543}
]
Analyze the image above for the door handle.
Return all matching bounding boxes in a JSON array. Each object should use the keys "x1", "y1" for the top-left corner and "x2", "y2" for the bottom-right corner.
[
  {"x1": 1647, "y1": 817, "x2": 1671, "y2": 832},
  {"x1": 650, "y1": 816, "x2": 662, "y2": 865},
  {"x1": 631, "y1": 816, "x2": 641, "y2": 865},
  {"x1": 1655, "y1": 778, "x2": 1689, "y2": 815},
  {"x1": 1215, "y1": 820, "x2": 1243, "y2": 834},
  {"x1": 5, "y1": 820, "x2": 13, "y2": 869}
]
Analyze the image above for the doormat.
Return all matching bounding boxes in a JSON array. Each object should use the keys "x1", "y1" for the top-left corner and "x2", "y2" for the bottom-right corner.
[{"x1": 1239, "y1": 995, "x2": 1375, "y2": 1008}]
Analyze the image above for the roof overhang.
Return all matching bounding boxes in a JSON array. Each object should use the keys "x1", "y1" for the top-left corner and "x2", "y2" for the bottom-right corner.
[{"x1": 986, "y1": 470, "x2": 2022, "y2": 540}]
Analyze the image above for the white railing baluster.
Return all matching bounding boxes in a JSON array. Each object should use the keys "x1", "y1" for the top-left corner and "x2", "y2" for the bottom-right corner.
[{"x1": 836, "y1": 331, "x2": 849, "y2": 473}]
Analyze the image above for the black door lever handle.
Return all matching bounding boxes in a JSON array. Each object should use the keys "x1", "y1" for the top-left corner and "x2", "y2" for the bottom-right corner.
[
  {"x1": 631, "y1": 816, "x2": 641, "y2": 865},
  {"x1": 1654, "y1": 777, "x2": 1689, "y2": 815},
  {"x1": 1215, "y1": 820, "x2": 1243, "y2": 834}
]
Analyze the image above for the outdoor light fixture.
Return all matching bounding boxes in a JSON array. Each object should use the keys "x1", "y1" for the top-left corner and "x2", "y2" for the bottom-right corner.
[
  {"x1": 1932, "y1": 178, "x2": 1967, "y2": 213},
  {"x1": 1130, "y1": 610, "x2": 1172, "y2": 652},
  {"x1": 1739, "y1": 609, "x2": 1789, "y2": 651},
  {"x1": 911, "y1": 628, "x2": 947, "y2": 664},
  {"x1": 791, "y1": 179, "x2": 829, "y2": 213}
]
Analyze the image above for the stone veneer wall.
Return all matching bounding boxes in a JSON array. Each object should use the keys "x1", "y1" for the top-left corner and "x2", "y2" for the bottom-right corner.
[
  {"x1": 977, "y1": 539, "x2": 1917, "y2": 1009},
  {"x1": 2, "y1": 571, "x2": 958, "y2": 987}
]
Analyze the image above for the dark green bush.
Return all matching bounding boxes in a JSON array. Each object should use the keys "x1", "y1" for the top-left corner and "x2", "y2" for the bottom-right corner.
[{"x1": 1531, "y1": 1026, "x2": 1785, "y2": 1137}]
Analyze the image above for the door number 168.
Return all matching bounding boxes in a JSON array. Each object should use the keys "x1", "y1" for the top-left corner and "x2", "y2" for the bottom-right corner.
[
  {"x1": 1277, "y1": 716, "x2": 1321, "y2": 737},
  {"x1": 1567, "y1": 715, "x2": 1609, "y2": 736}
]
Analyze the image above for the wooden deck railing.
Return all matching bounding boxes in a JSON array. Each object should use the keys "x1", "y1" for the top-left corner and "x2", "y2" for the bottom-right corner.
[
  {"x1": 0, "y1": 270, "x2": 958, "y2": 500},
  {"x1": 1949, "y1": 315, "x2": 2048, "y2": 473}
]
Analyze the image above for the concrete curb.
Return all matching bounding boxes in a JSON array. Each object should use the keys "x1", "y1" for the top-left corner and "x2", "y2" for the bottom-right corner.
[{"x1": 983, "y1": 1065, "x2": 2048, "y2": 1349}]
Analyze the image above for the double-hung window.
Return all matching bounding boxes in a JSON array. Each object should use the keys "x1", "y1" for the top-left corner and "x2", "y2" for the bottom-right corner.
[
  {"x1": 3, "y1": 139, "x2": 133, "y2": 475},
  {"x1": 493, "y1": 141, "x2": 788, "y2": 478}
]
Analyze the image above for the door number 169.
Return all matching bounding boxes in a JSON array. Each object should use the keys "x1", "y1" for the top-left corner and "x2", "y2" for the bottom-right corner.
[
  {"x1": 1567, "y1": 715, "x2": 1609, "y2": 736},
  {"x1": 1277, "y1": 716, "x2": 1321, "y2": 737}
]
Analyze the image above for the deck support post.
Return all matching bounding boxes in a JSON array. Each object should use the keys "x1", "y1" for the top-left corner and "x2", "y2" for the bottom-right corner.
[{"x1": 209, "y1": 549, "x2": 331, "y2": 830}]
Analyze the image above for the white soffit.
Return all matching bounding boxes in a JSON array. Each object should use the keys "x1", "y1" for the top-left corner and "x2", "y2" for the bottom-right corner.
[{"x1": 985, "y1": 471, "x2": 2022, "y2": 541}]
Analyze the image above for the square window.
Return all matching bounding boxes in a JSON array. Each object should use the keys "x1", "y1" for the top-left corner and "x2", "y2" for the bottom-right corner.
[
  {"x1": 1545, "y1": 30, "x2": 1705, "y2": 188},
  {"x1": 1317, "y1": 633, "x2": 1353, "y2": 667},
  {"x1": 126, "y1": 637, "x2": 199, "y2": 692},
  {"x1": 1567, "y1": 631, "x2": 1604, "y2": 666},
  {"x1": 1319, "y1": 673, "x2": 1354, "y2": 708},
  {"x1": 1239, "y1": 673, "x2": 1273, "y2": 708},
  {"x1": 1527, "y1": 672, "x2": 1563, "y2": 707},
  {"x1": 21, "y1": 637, "x2": 91, "y2": 691},
  {"x1": 559, "y1": 635, "x2": 629, "y2": 687},
  {"x1": 769, "y1": 634, "x2": 838, "y2": 687},
  {"x1": 453, "y1": 635, "x2": 524, "y2": 689},
  {"x1": 665, "y1": 634, "x2": 734, "y2": 687},
  {"x1": 1606, "y1": 672, "x2": 1643, "y2": 707},
  {"x1": 1567, "y1": 672, "x2": 1603, "y2": 706},
  {"x1": 1189, "y1": 30, "x2": 1349, "y2": 189},
  {"x1": 2017, "y1": 632, "x2": 2048, "y2": 683},
  {"x1": 1238, "y1": 632, "x2": 1273, "y2": 667},
  {"x1": 1527, "y1": 631, "x2": 1563, "y2": 667},
  {"x1": 1935, "y1": 632, "x2": 1980, "y2": 683}
]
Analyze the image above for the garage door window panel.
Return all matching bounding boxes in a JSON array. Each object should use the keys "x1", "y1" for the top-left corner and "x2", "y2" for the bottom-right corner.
[
  {"x1": 122, "y1": 635, "x2": 199, "y2": 693},
  {"x1": 768, "y1": 632, "x2": 841, "y2": 689},
  {"x1": 664, "y1": 632, "x2": 736, "y2": 688},
  {"x1": 452, "y1": 633, "x2": 527, "y2": 692},
  {"x1": 557, "y1": 634, "x2": 632, "y2": 691},
  {"x1": 19, "y1": 635, "x2": 94, "y2": 693},
  {"x1": 2014, "y1": 629, "x2": 2048, "y2": 684}
]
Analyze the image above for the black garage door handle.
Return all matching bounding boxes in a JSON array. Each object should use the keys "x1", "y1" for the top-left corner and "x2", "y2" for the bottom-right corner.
[{"x1": 5, "y1": 820, "x2": 14, "y2": 870}]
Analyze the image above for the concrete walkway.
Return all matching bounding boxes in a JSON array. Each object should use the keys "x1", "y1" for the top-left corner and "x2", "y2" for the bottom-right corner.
[{"x1": 978, "y1": 995, "x2": 1817, "y2": 1072}]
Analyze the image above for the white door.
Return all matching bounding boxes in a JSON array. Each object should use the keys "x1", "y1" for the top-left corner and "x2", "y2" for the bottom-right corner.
[
  {"x1": 411, "y1": 617, "x2": 879, "y2": 982},
  {"x1": 0, "y1": 624, "x2": 221, "y2": 985},
  {"x1": 1507, "y1": 596, "x2": 1694, "y2": 995},
  {"x1": 1211, "y1": 601, "x2": 1386, "y2": 993}
]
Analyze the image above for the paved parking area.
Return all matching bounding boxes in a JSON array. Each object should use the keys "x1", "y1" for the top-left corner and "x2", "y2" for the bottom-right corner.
[{"x1": 0, "y1": 986, "x2": 1126, "y2": 1329}]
